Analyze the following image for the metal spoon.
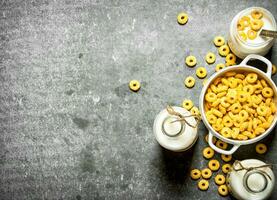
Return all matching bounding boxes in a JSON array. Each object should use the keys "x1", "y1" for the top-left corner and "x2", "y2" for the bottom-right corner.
[{"x1": 260, "y1": 29, "x2": 277, "y2": 38}]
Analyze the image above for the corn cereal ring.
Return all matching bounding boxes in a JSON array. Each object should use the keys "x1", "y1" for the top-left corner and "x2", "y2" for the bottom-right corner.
[
  {"x1": 207, "y1": 114, "x2": 217, "y2": 124},
  {"x1": 254, "y1": 127, "x2": 265, "y2": 136},
  {"x1": 235, "y1": 74, "x2": 245, "y2": 80},
  {"x1": 205, "y1": 92, "x2": 217, "y2": 102},
  {"x1": 221, "y1": 127, "x2": 232, "y2": 138},
  {"x1": 198, "y1": 179, "x2": 209, "y2": 190},
  {"x1": 221, "y1": 154, "x2": 232, "y2": 162},
  {"x1": 215, "y1": 63, "x2": 225, "y2": 72},
  {"x1": 203, "y1": 147, "x2": 214, "y2": 159},
  {"x1": 247, "y1": 29, "x2": 257, "y2": 40},
  {"x1": 255, "y1": 143, "x2": 267, "y2": 154},
  {"x1": 238, "y1": 110, "x2": 249, "y2": 122},
  {"x1": 182, "y1": 99, "x2": 193, "y2": 110},
  {"x1": 242, "y1": 131, "x2": 256, "y2": 139},
  {"x1": 257, "y1": 105, "x2": 269, "y2": 116},
  {"x1": 129, "y1": 80, "x2": 141, "y2": 92},
  {"x1": 250, "y1": 19, "x2": 263, "y2": 31},
  {"x1": 243, "y1": 85, "x2": 254, "y2": 94},
  {"x1": 214, "y1": 36, "x2": 225, "y2": 47},
  {"x1": 237, "y1": 22, "x2": 245, "y2": 31},
  {"x1": 201, "y1": 168, "x2": 212, "y2": 179},
  {"x1": 191, "y1": 106, "x2": 200, "y2": 116},
  {"x1": 206, "y1": 52, "x2": 216, "y2": 64},
  {"x1": 222, "y1": 164, "x2": 232, "y2": 174},
  {"x1": 177, "y1": 12, "x2": 188, "y2": 25},
  {"x1": 217, "y1": 91, "x2": 227, "y2": 98},
  {"x1": 239, "y1": 31, "x2": 247, "y2": 41},
  {"x1": 185, "y1": 56, "x2": 197, "y2": 67},
  {"x1": 218, "y1": 45, "x2": 230, "y2": 57},
  {"x1": 237, "y1": 134, "x2": 248, "y2": 140},
  {"x1": 228, "y1": 102, "x2": 242, "y2": 114},
  {"x1": 218, "y1": 185, "x2": 229, "y2": 196},
  {"x1": 225, "y1": 53, "x2": 236, "y2": 64},
  {"x1": 220, "y1": 97, "x2": 230, "y2": 108},
  {"x1": 231, "y1": 127, "x2": 239, "y2": 139},
  {"x1": 216, "y1": 140, "x2": 228, "y2": 150},
  {"x1": 262, "y1": 87, "x2": 273, "y2": 98},
  {"x1": 239, "y1": 16, "x2": 250, "y2": 27},
  {"x1": 190, "y1": 169, "x2": 201, "y2": 180},
  {"x1": 208, "y1": 159, "x2": 220, "y2": 171},
  {"x1": 215, "y1": 174, "x2": 226, "y2": 185},
  {"x1": 212, "y1": 108, "x2": 223, "y2": 118},
  {"x1": 184, "y1": 76, "x2": 195, "y2": 88},
  {"x1": 196, "y1": 67, "x2": 207, "y2": 79},
  {"x1": 246, "y1": 73, "x2": 258, "y2": 84},
  {"x1": 238, "y1": 91, "x2": 248, "y2": 102},
  {"x1": 251, "y1": 10, "x2": 263, "y2": 19}
]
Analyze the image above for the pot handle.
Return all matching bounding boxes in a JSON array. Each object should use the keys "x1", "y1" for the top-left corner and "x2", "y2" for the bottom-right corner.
[
  {"x1": 208, "y1": 132, "x2": 240, "y2": 155},
  {"x1": 241, "y1": 54, "x2": 272, "y2": 78}
]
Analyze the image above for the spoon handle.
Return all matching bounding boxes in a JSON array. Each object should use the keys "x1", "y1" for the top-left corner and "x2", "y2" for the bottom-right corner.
[{"x1": 260, "y1": 29, "x2": 277, "y2": 38}]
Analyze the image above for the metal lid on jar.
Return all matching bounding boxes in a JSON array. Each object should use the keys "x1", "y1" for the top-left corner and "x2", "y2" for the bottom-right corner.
[
  {"x1": 153, "y1": 106, "x2": 198, "y2": 152},
  {"x1": 227, "y1": 159, "x2": 275, "y2": 200}
]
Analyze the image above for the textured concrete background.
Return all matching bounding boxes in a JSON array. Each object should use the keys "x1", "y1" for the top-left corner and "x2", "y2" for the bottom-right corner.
[{"x1": 0, "y1": 0, "x2": 277, "y2": 199}]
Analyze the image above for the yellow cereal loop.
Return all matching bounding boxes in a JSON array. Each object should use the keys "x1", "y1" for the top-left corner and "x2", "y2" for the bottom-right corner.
[
  {"x1": 129, "y1": 80, "x2": 141, "y2": 92},
  {"x1": 184, "y1": 76, "x2": 195, "y2": 88},
  {"x1": 217, "y1": 91, "x2": 227, "y2": 98},
  {"x1": 240, "y1": 16, "x2": 251, "y2": 27},
  {"x1": 239, "y1": 110, "x2": 249, "y2": 122},
  {"x1": 262, "y1": 87, "x2": 273, "y2": 98},
  {"x1": 212, "y1": 108, "x2": 223, "y2": 118},
  {"x1": 239, "y1": 31, "x2": 247, "y2": 41},
  {"x1": 185, "y1": 56, "x2": 197, "y2": 67},
  {"x1": 235, "y1": 74, "x2": 245, "y2": 80},
  {"x1": 246, "y1": 73, "x2": 258, "y2": 84},
  {"x1": 243, "y1": 85, "x2": 254, "y2": 94},
  {"x1": 215, "y1": 174, "x2": 226, "y2": 185},
  {"x1": 208, "y1": 159, "x2": 220, "y2": 171},
  {"x1": 237, "y1": 21, "x2": 245, "y2": 31},
  {"x1": 201, "y1": 168, "x2": 212, "y2": 179},
  {"x1": 190, "y1": 169, "x2": 201, "y2": 180},
  {"x1": 247, "y1": 29, "x2": 257, "y2": 40},
  {"x1": 257, "y1": 105, "x2": 269, "y2": 116},
  {"x1": 198, "y1": 179, "x2": 209, "y2": 191},
  {"x1": 221, "y1": 127, "x2": 232, "y2": 138},
  {"x1": 216, "y1": 140, "x2": 228, "y2": 150},
  {"x1": 270, "y1": 102, "x2": 276, "y2": 113},
  {"x1": 231, "y1": 127, "x2": 239, "y2": 139},
  {"x1": 191, "y1": 106, "x2": 200, "y2": 116},
  {"x1": 203, "y1": 147, "x2": 214, "y2": 159},
  {"x1": 215, "y1": 63, "x2": 225, "y2": 72},
  {"x1": 218, "y1": 185, "x2": 229, "y2": 196},
  {"x1": 238, "y1": 134, "x2": 248, "y2": 140},
  {"x1": 242, "y1": 131, "x2": 256, "y2": 139},
  {"x1": 255, "y1": 143, "x2": 267, "y2": 154},
  {"x1": 228, "y1": 102, "x2": 242, "y2": 114},
  {"x1": 177, "y1": 12, "x2": 188, "y2": 25},
  {"x1": 205, "y1": 52, "x2": 216, "y2": 64},
  {"x1": 251, "y1": 10, "x2": 263, "y2": 19},
  {"x1": 272, "y1": 64, "x2": 276, "y2": 75},
  {"x1": 225, "y1": 53, "x2": 236, "y2": 64},
  {"x1": 205, "y1": 92, "x2": 217, "y2": 102},
  {"x1": 254, "y1": 127, "x2": 265, "y2": 136},
  {"x1": 221, "y1": 154, "x2": 232, "y2": 162},
  {"x1": 182, "y1": 99, "x2": 193, "y2": 110},
  {"x1": 222, "y1": 164, "x2": 232, "y2": 174},
  {"x1": 196, "y1": 67, "x2": 207, "y2": 79},
  {"x1": 214, "y1": 36, "x2": 225, "y2": 47},
  {"x1": 238, "y1": 91, "x2": 248, "y2": 103},
  {"x1": 218, "y1": 45, "x2": 230, "y2": 57},
  {"x1": 250, "y1": 19, "x2": 263, "y2": 31}
]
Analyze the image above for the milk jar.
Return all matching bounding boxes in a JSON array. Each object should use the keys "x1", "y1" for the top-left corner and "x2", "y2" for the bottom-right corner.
[
  {"x1": 228, "y1": 7, "x2": 277, "y2": 59},
  {"x1": 227, "y1": 159, "x2": 275, "y2": 200},
  {"x1": 153, "y1": 106, "x2": 198, "y2": 152}
]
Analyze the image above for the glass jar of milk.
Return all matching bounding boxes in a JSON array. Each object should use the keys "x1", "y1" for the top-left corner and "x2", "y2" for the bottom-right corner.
[
  {"x1": 228, "y1": 7, "x2": 277, "y2": 59},
  {"x1": 153, "y1": 106, "x2": 198, "y2": 152},
  {"x1": 227, "y1": 159, "x2": 275, "y2": 200}
]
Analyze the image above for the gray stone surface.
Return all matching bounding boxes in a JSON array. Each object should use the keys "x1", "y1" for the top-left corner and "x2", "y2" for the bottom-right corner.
[{"x1": 0, "y1": 0, "x2": 277, "y2": 199}]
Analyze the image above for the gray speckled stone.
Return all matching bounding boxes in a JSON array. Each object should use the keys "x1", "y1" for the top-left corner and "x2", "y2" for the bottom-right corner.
[{"x1": 0, "y1": 0, "x2": 276, "y2": 199}]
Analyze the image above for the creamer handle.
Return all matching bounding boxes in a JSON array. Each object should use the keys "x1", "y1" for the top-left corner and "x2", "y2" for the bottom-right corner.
[
  {"x1": 208, "y1": 132, "x2": 240, "y2": 155},
  {"x1": 241, "y1": 54, "x2": 272, "y2": 78}
]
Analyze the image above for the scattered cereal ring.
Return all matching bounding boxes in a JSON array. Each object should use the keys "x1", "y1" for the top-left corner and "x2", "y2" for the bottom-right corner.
[
  {"x1": 201, "y1": 168, "x2": 212, "y2": 179},
  {"x1": 214, "y1": 36, "x2": 225, "y2": 47},
  {"x1": 190, "y1": 169, "x2": 201, "y2": 180},
  {"x1": 177, "y1": 12, "x2": 188, "y2": 25},
  {"x1": 222, "y1": 164, "x2": 232, "y2": 174},
  {"x1": 196, "y1": 67, "x2": 207, "y2": 79},
  {"x1": 191, "y1": 106, "x2": 200, "y2": 116},
  {"x1": 239, "y1": 31, "x2": 247, "y2": 41},
  {"x1": 216, "y1": 140, "x2": 228, "y2": 150},
  {"x1": 206, "y1": 52, "x2": 216, "y2": 64},
  {"x1": 251, "y1": 10, "x2": 263, "y2": 19},
  {"x1": 186, "y1": 56, "x2": 197, "y2": 67},
  {"x1": 218, "y1": 45, "x2": 230, "y2": 57},
  {"x1": 262, "y1": 87, "x2": 273, "y2": 98},
  {"x1": 237, "y1": 21, "x2": 244, "y2": 31},
  {"x1": 272, "y1": 64, "x2": 276, "y2": 75},
  {"x1": 250, "y1": 19, "x2": 263, "y2": 31},
  {"x1": 198, "y1": 179, "x2": 209, "y2": 191},
  {"x1": 203, "y1": 147, "x2": 214, "y2": 159},
  {"x1": 239, "y1": 16, "x2": 250, "y2": 27},
  {"x1": 255, "y1": 143, "x2": 267, "y2": 154},
  {"x1": 215, "y1": 63, "x2": 225, "y2": 72},
  {"x1": 225, "y1": 53, "x2": 236, "y2": 64},
  {"x1": 247, "y1": 29, "x2": 257, "y2": 40},
  {"x1": 129, "y1": 80, "x2": 141, "y2": 92},
  {"x1": 184, "y1": 76, "x2": 195, "y2": 88},
  {"x1": 218, "y1": 185, "x2": 229, "y2": 196},
  {"x1": 215, "y1": 174, "x2": 226, "y2": 185},
  {"x1": 208, "y1": 159, "x2": 220, "y2": 171},
  {"x1": 182, "y1": 99, "x2": 193, "y2": 110},
  {"x1": 221, "y1": 154, "x2": 232, "y2": 162}
]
